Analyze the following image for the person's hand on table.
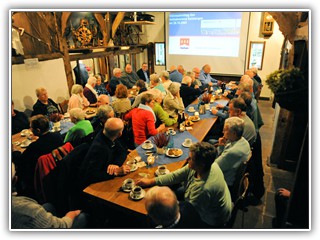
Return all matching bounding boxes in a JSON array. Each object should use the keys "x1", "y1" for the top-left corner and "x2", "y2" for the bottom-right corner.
[
  {"x1": 107, "y1": 164, "x2": 130, "y2": 176},
  {"x1": 136, "y1": 178, "x2": 156, "y2": 188},
  {"x1": 157, "y1": 123, "x2": 166, "y2": 133},
  {"x1": 211, "y1": 108, "x2": 218, "y2": 115},
  {"x1": 216, "y1": 103, "x2": 224, "y2": 109}
]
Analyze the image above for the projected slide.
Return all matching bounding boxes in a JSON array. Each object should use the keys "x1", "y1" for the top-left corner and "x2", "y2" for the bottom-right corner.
[{"x1": 169, "y1": 12, "x2": 242, "y2": 57}]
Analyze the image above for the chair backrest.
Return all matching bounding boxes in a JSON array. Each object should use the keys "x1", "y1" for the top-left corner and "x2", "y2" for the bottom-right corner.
[
  {"x1": 229, "y1": 151, "x2": 252, "y2": 202},
  {"x1": 225, "y1": 172, "x2": 250, "y2": 228},
  {"x1": 59, "y1": 99, "x2": 69, "y2": 114}
]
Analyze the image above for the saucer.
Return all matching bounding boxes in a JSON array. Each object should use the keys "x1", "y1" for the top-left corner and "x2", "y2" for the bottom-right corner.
[
  {"x1": 122, "y1": 184, "x2": 134, "y2": 192},
  {"x1": 182, "y1": 142, "x2": 192, "y2": 148},
  {"x1": 129, "y1": 189, "x2": 146, "y2": 200},
  {"x1": 142, "y1": 143, "x2": 154, "y2": 150},
  {"x1": 130, "y1": 164, "x2": 138, "y2": 172},
  {"x1": 155, "y1": 169, "x2": 170, "y2": 176},
  {"x1": 166, "y1": 130, "x2": 176, "y2": 136}
]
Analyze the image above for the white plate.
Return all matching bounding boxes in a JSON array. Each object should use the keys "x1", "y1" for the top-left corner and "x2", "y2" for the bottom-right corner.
[
  {"x1": 182, "y1": 142, "x2": 192, "y2": 148},
  {"x1": 129, "y1": 189, "x2": 146, "y2": 200},
  {"x1": 141, "y1": 143, "x2": 154, "y2": 150},
  {"x1": 155, "y1": 169, "x2": 170, "y2": 176},
  {"x1": 187, "y1": 109, "x2": 196, "y2": 113},
  {"x1": 166, "y1": 148, "x2": 183, "y2": 158}
]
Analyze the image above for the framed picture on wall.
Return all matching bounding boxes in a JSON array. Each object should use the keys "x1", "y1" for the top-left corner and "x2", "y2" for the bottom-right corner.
[
  {"x1": 247, "y1": 41, "x2": 266, "y2": 70},
  {"x1": 155, "y1": 42, "x2": 166, "y2": 66},
  {"x1": 125, "y1": 54, "x2": 130, "y2": 65},
  {"x1": 119, "y1": 55, "x2": 125, "y2": 69},
  {"x1": 114, "y1": 55, "x2": 119, "y2": 68}
]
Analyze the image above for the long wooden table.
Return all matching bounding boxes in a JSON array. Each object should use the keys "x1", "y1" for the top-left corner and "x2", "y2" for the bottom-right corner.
[{"x1": 83, "y1": 97, "x2": 229, "y2": 220}]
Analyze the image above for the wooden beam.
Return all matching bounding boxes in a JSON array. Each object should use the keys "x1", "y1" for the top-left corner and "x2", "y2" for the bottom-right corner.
[
  {"x1": 112, "y1": 12, "x2": 125, "y2": 38},
  {"x1": 94, "y1": 13, "x2": 108, "y2": 46},
  {"x1": 12, "y1": 53, "x2": 63, "y2": 64},
  {"x1": 61, "y1": 12, "x2": 72, "y2": 36}
]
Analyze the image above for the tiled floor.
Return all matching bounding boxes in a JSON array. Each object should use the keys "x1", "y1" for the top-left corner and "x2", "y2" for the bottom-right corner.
[{"x1": 232, "y1": 99, "x2": 295, "y2": 229}]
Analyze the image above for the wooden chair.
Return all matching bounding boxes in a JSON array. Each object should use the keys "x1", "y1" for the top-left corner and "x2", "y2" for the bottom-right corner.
[
  {"x1": 224, "y1": 172, "x2": 250, "y2": 228},
  {"x1": 58, "y1": 99, "x2": 69, "y2": 114}
]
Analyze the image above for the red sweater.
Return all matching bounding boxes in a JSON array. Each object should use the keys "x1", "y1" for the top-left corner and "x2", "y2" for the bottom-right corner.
[{"x1": 124, "y1": 108, "x2": 157, "y2": 145}]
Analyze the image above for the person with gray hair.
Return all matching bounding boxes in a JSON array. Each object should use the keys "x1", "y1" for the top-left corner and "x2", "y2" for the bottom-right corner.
[
  {"x1": 180, "y1": 75, "x2": 202, "y2": 107},
  {"x1": 68, "y1": 84, "x2": 90, "y2": 111},
  {"x1": 150, "y1": 73, "x2": 166, "y2": 95},
  {"x1": 79, "y1": 118, "x2": 130, "y2": 188},
  {"x1": 160, "y1": 70, "x2": 172, "y2": 89},
  {"x1": 121, "y1": 64, "x2": 140, "y2": 88},
  {"x1": 31, "y1": 87, "x2": 60, "y2": 117},
  {"x1": 163, "y1": 82, "x2": 184, "y2": 118},
  {"x1": 91, "y1": 105, "x2": 114, "y2": 136},
  {"x1": 137, "y1": 142, "x2": 232, "y2": 227},
  {"x1": 149, "y1": 88, "x2": 177, "y2": 127},
  {"x1": 64, "y1": 108, "x2": 93, "y2": 144},
  {"x1": 83, "y1": 76, "x2": 98, "y2": 104},
  {"x1": 109, "y1": 67, "x2": 123, "y2": 96},
  {"x1": 215, "y1": 116, "x2": 251, "y2": 187},
  {"x1": 144, "y1": 186, "x2": 204, "y2": 228}
]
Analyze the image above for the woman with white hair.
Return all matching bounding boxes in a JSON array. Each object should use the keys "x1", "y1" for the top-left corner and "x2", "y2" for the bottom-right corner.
[
  {"x1": 64, "y1": 108, "x2": 93, "y2": 145},
  {"x1": 160, "y1": 70, "x2": 172, "y2": 90},
  {"x1": 83, "y1": 76, "x2": 98, "y2": 104},
  {"x1": 163, "y1": 82, "x2": 185, "y2": 118},
  {"x1": 68, "y1": 84, "x2": 90, "y2": 111},
  {"x1": 150, "y1": 73, "x2": 166, "y2": 95},
  {"x1": 149, "y1": 88, "x2": 177, "y2": 127}
]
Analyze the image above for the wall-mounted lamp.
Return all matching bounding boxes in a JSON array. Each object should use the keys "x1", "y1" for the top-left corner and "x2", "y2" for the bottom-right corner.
[
  {"x1": 261, "y1": 12, "x2": 274, "y2": 37},
  {"x1": 120, "y1": 46, "x2": 130, "y2": 50}
]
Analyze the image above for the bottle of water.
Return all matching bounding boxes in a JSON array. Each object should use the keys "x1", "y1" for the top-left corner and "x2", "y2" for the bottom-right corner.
[{"x1": 167, "y1": 133, "x2": 174, "y2": 149}]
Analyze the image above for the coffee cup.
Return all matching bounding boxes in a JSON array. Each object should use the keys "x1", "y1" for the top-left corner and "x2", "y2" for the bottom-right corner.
[
  {"x1": 194, "y1": 111, "x2": 199, "y2": 116},
  {"x1": 124, "y1": 178, "x2": 134, "y2": 189},
  {"x1": 132, "y1": 186, "x2": 142, "y2": 198},
  {"x1": 184, "y1": 138, "x2": 192, "y2": 146},
  {"x1": 158, "y1": 165, "x2": 167, "y2": 175},
  {"x1": 144, "y1": 140, "x2": 152, "y2": 147},
  {"x1": 188, "y1": 106, "x2": 195, "y2": 112}
]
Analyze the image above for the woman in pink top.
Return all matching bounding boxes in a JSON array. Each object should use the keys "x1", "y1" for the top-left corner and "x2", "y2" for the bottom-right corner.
[
  {"x1": 124, "y1": 93, "x2": 165, "y2": 146},
  {"x1": 68, "y1": 84, "x2": 90, "y2": 111}
]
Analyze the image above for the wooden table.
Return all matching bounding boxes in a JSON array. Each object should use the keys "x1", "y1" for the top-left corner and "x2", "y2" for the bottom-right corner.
[
  {"x1": 83, "y1": 96, "x2": 229, "y2": 219},
  {"x1": 12, "y1": 131, "x2": 38, "y2": 153}
]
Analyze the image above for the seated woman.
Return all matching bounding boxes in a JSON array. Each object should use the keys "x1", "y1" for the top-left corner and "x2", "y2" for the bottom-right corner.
[
  {"x1": 149, "y1": 88, "x2": 177, "y2": 127},
  {"x1": 94, "y1": 73, "x2": 109, "y2": 95},
  {"x1": 135, "y1": 79, "x2": 148, "y2": 94},
  {"x1": 150, "y1": 73, "x2": 166, "y2": 95},
  {"x1": 12, "y1": 101, "x2": 29, "y2": 135},
  {"x1": 124, "y1": 93, "x2": 165, "y2": 146},
  {"x1": 137, "y1": 142, "x2": 232, "y2": 228},
  {"x1": 83, "y1": 76, "x2": 99, "y2": 105},
  {"x1": 163, "y1": 82, "x2": 185, "y2": 118},
  {"x1": 68, "y1": 84, "x2": 90, "y2": 111},
  {"x1": 111, "y1": 84, "x2": 132, "y2": 117},
  {"x1": 64, "y1": 108, "x2": 94, "y2": 146},
  {"x1": 16, "y1": 114, "x2": 64, "y2": 199}
]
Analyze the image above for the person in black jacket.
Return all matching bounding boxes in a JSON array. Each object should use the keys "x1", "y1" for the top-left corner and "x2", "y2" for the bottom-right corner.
[
  {"x1": 31, "y1": 87, "x2": 60, "y2": 117},
  {"x1": 79, "y1": 118, "x2": 130, "y2": 189},
  {"x1": 179, "y1": 76, "x2": 202, "y2": 108},
  {"x1": 12, "y1": 101, "x2": 29, "y2": 135},
  {"x1": 136, "y1": 62, "x2": 150, "y2": 83}
]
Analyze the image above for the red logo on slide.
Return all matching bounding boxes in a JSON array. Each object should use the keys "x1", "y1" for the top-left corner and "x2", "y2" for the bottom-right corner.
[{"x1": 180, "y1": 38, "x2": 190, "y2": 49}]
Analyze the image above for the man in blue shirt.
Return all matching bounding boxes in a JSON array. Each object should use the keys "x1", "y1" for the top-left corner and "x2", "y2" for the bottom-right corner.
[
  {"x1": 169, "y1": 65, "x2": 183, "y2": 83},
  {"x1": 199, "y1": 64, "x2": 218, "y2": 87}
]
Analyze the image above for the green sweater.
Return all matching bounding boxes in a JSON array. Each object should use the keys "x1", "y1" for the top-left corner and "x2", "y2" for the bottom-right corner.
[
  {"x1": 152, "y1": 102, "x2": 177, "y2": 126},
  {"x1": 64, "y1": 119, "x2": 93, "y2": 143},
  {"x1": 155, "y1": 162, "x2": 232, "y2": 226},
  {"x1": 12, "y1": 196, "x2": 73, "y2": 228}
]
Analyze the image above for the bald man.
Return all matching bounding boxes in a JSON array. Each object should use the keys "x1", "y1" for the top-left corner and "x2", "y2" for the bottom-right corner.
[
  {"x1": 199, "y1": 64, "x2": 218, "y2": 87},
  {"x1": 121, "y1": 64, "x2": 139, "y2": 88},
  {"x1": 244, "y1": 70, "x2": 261, "y2": 96},
  {"x1": 79, "y1": 117, "x2": 130, "y2": 188},
  {"x1": 145, "y1": 186, "x2": 203, "y2": 228},
  {"x1": 97, "y1": 94, "x2": 110, "y2": 107}
]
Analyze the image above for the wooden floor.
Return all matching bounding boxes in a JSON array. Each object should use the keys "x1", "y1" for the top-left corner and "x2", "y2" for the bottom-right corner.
[{"x1": 233, "y1": 99, "x2": 295, "y2": 229}]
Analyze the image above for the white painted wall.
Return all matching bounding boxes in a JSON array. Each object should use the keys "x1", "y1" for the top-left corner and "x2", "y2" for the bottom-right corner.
[
  {"x1": 12, "y1": 58, "x2": 70, "y2": 114},
  {"x1": 11, "y1": 11, "x2": 285, "y2": 113}
]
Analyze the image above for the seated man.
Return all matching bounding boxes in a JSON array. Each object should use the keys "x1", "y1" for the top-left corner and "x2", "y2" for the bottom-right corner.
[
  {"x1": 31, "y1": 87, "x2": 60, "y2": 117},
  {"x1": 136, "y1": 62, "x2": 150, "y2": 83},
  {"x1": 145, "y1": 186, "x2": 204, "y2": 228},
  {"x1": 121, "y1": 64, "x2": 140, "y2": 89},
  {"x1": 16, "y1": 114, "x2": 63, "y2": 199},
  {"x1": 179, "y1": 76, "x2": 201, "y2": 107},
  {"x1": 199, "y1": 64, "x2": 218, "y2": 87},
  {"x1": 79, "y1": 118, "x2": 130, "y2": 189},
  {"x1": 109, "y1": 68, "x2": 123, "y2": 96},
  {"x1": 169, "y1": 65, "x2": 183, "y2": 83},
  {"x1": 137, "y1": 142, "x2": 232, "y2": 227},
  {"x1": 215, "y1": 117, "x2": 251, "y2": 187},
  {"x1": 83, "y1": 76, "x2": 98, "y2": 105},
  {"x1": 160, "y1": 70, "x2": 172, "y2": 90},
  {"x1": 97, "y1": 94, "x2": 110, "y2": 107},
  {"x1": 64, "y1": 108, "x2": 94, "y2": 145},
  {"x1": 12, "y1": 101, "x2": 29, "y2": 135},
  {"x1": 91, "y1": 105, "x2": 115, "y2": 136}
]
